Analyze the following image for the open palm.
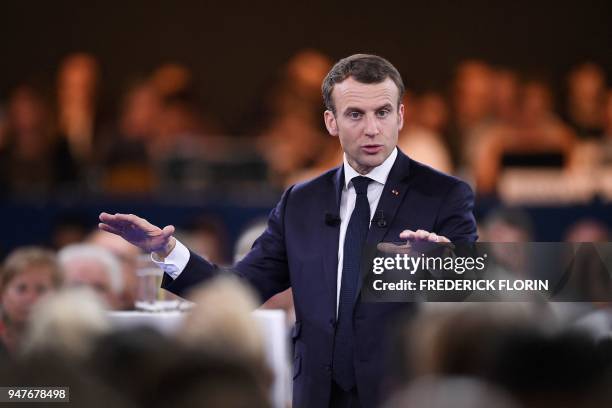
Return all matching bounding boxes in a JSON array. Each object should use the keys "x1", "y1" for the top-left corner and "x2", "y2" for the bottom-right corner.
[{"x1": 98, "y1": 212, "x2": 175, "y2": 255}]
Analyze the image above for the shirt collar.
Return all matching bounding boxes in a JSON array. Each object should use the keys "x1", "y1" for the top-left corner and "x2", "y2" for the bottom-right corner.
[{"x1": 343, "y1": 147, "x2": 397, "y2": 189}]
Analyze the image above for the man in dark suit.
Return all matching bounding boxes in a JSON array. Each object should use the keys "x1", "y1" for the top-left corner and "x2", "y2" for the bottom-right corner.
[{"x1": 99, "y1": 54, "x2": 477, "y2": 408}]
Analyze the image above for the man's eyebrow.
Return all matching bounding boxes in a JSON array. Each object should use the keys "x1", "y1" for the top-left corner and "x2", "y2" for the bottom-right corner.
[
  {"x1": 342, "y1": 103, "x2": 395, "y2": 115},
  {"x1": 343, "y1": 103, "x2": 395, "y2": 115},
  {"x1": 376, "y1": 103, "x2": 394, "y2": 111},
  {"x1": 343, "y1": 106, "x2": 365, "y2": 115}
]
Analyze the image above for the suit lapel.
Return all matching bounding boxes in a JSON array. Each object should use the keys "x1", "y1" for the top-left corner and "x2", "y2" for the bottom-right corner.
[
  {"x1": 356, "y1": 151, "x2": 412, "y2": 300},
  {"x1": 366, "y1": 150, "x2": 412, "y2": 245},
  {"x1": 321, "y1": 166, "x2": 344, "y2": 312}
]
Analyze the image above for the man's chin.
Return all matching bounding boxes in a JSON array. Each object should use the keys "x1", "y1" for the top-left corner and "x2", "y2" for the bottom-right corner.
[
  {"x1": 363, "y1": 151, "x2": 388, "y2": 164},
  {"x1": 356, "y1": 157, "x2": 385, "y2": 172}
]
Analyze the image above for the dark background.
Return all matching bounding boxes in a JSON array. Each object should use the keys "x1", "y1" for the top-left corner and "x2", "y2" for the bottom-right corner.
[{"x1": 2, "y1": 0, "x2": 611, "y2": 133}]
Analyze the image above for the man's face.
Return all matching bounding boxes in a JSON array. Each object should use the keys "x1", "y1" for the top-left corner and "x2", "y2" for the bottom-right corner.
[{"x1": 324, "y1": 77, "x2": 404, "y2": 174}]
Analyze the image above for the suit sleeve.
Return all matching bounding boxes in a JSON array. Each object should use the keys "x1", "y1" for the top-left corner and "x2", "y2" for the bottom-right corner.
[
  {"x1": 434, "y1": 180, "x2": 478, "y2": 242},
  {"x1": 161, "y1": 187, "x2": 292, "y2": 302}
]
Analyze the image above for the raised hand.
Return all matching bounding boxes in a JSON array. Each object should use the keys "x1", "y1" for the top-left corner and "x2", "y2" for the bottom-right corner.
[
  {"x1": 98, "y1": 212, "x2": 176, "y2": 258},
  {"x1": 399, "y1": 229, "x2": 450, "y2": 243}
]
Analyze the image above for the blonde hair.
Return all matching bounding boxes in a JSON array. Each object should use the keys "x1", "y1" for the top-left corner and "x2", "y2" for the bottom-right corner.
[
  {"x1": 21, "y1": 287, "x2": 111, "y2": 359},
  {"x1": 179, "y1": 276, "x2": 265, "y2": 365},
  {"x1": 1, "y1": 246, "x2": 63, "y2": 292}
]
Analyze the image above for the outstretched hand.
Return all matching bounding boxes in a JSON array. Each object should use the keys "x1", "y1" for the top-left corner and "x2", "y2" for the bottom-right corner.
[
  {"x1": 399, "y1": 229, "x2": 450, "y2": 243},
  {"x1": 98, "y1": 212, "x2": 176, "y2": 258}
]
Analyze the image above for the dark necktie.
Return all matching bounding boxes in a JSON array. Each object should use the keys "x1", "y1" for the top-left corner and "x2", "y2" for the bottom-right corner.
[{"x1": 332, "y1": 175, "x2": 372, "y2": 391}]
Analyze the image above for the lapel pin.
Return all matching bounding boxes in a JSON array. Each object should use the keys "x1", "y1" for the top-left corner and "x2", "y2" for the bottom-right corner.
[{"x1": 391, "y1": 189, "x2": 399, "y2": 196}]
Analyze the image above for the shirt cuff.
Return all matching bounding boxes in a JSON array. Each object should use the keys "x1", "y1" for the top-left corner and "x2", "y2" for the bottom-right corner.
[{"x1": 150, "y1": 239, "x2": 190, "y2": 280}]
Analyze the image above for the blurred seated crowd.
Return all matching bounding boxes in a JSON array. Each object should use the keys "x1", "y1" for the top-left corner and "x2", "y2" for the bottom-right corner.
[
  {"x1": 2, "y1": 217, "x2": 612, "y2": 407},
  {"x1": 1, "y1": 50, "x2": 611, "y2": 199},
  {"x1": 0, "y1": 207, "x2": 611, "y2": 406}
]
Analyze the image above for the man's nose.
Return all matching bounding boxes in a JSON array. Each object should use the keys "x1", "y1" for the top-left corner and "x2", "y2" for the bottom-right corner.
[{"x1": 364, "y1": 114, "x2": 380, "y2": 137}]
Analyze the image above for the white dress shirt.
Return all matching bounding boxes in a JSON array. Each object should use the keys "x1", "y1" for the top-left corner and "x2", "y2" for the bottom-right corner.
[
  {"x1": 335, "y1": 148, "x2": 397, "y2": 311},
  {"x1": 154, "y1": 148, "x2": 399, "y2": 314}
]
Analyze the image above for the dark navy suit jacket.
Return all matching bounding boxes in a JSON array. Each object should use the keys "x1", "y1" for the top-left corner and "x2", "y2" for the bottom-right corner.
[{"x1": 162, "y1": 150, "x2": 478, "y2": 408}]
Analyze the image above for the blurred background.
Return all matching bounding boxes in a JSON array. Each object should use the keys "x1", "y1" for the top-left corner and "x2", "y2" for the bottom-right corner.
[
  {"x1": 1, "y1": 2, "x2": 612, "y2": 407},
  {"x1": 1, "y1": 0, "x2": 612, "y2": 257}
]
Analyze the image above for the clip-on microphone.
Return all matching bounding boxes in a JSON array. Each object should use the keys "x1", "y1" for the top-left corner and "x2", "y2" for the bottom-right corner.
[
  {"x1": 325, "y1": 212, "x2": 341, "y2": 226},
  {"x1": 374, "y1": 210, "x2": 387, "y2": 228}
]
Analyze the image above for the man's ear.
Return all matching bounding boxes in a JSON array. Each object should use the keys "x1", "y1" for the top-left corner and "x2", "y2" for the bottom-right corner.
[
  {"x1": 324, "y1": 110, "x2": 339, "y2": 136},
  {"x1": 397, "y1": 103, "x2": 405, "y2": 131}
]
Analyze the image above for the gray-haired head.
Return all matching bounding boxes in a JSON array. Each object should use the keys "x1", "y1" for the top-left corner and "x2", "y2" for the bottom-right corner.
[{"x1": 58, "y1": 244, "x2": 124, "y2": 307}]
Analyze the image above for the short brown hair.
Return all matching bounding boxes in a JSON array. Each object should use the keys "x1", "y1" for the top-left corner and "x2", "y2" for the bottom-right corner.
[
  {"x1": 321, "y1": 54, "x2": 405, "y2": 113},
  {"x1": 1, "y1": 247, "x2": 63, "y2": 291}
]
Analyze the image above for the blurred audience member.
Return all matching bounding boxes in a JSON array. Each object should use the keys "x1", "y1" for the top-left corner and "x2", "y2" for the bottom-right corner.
[
  {"x1": 565, "y1": 63, "x2": 609, "y2": 174},
  {"x1": 2, "y1": 356, "x2": 131, "y2": 408},
  {"x1": 489, "y1": 330, "x2": 611, "y2": 407},
  {"x1": 100, "y1": 81, "x2": 159, "y2": 194},
  {"x1": 148, "y1": 63, "x2": 226, "y2": 192},
  {"x1": 88, "y1": 230, "x2": 141, "y2": 310},
  {"x1": 234, "y1": 219, "x2": 296, "y2": 325},
  {"x1": 383, "y1": 376, "x2": 519, "y2": 408},
  {"x1": 418, "y1": 92, "x2": 450, "y2": 135},
  {"x1": 402, "y1": 303, "x2": 545, "y2": 380},
  {"x1": 285, "y1": 138, "x2": 344, "y2": 186},
  {"x1": 566, "y1": 62, "x2": 607, "y2": 140},
  {"x1": 558, "y1": 222, "x2": 612, "y2": 303},
  {"x1": 472, "y1": 80, "x2": 575, "y2": 194},
  {"x1": 150, "y1": 63, "x2": 193, "y2": 99},
  {"x1": 58, "y1": 244, "x2": 123, "y2": 309},
  {"x1": 258, "y1": 111, "x2": 331, "y2": 186},
  {"x1": 0, "y1": 247, "x2": 62, "y2": 356},
  {"x1": 515, "y1": 80, "x2": 575, "y2": 152},
  {"x1": 395, "y1": 303, "x2": 612, "y2": 406},
  {"x1": 89, "y1": 327, "x2": 182, "y2": 405},
  {"x1": 153, "y1": 93, "x2": 208, "y2": 155},
  {"x1": 150, "y1": 351, "x2": 272, "y2": 408},
  {"x1": 449, "y1": 60, "x2": 494, "y2": 170},
  {"x1": 479, "y1": 207, "x2": 534, "y2": 277},
  {"x1": 150, "y1": 62, "x2": 221, "y2": 132},
  {"x1": 178, "y1": 276, "x2": 267, "y2": 370},
  {"x1": 154, "y1": 131, "x2": 228, "y2": 193},
  {"x1": 461, "y1": 67, "x2": 519, "y2": 187},
  {"x1": 565, "y1": 218, "x2": 611, "y2": 243},
  {"x1": 176, "y1": 278, "x2": 273, "y2": 406},
  {"x1": 21, "y1": 287, "x2": 110, "y2": 360},
  {"x1": 399, "y1": 92, "x2": 453, "y2": 173},
  {"x1": 57, "y1": 53, "x2": 100, "y2": 163},
  {"x1": 178, "y1": 217, "x2": 229, "y2": 265},
  {"x1": 0, "y1": 85, "x2": 77, "y2": 196},
  {"x1": 89, "y1": 326, "x2": 270, "y2": 408},
  {"x1": 480, "y1": 207, "x2": 534, "y2": 242},
  {"x1": 269, "y1": 49, "x2": 334, "y2": 117},
  {"x1": 258, "y1": 49, "x2": 333, "y2": 186},
  {"x1": 409, "y1": 311, "x2": 611, "y2": 407},
  {"x1": 491, "y1": 69, "x2": 520, "y2": 124}
]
